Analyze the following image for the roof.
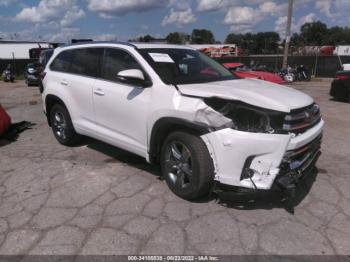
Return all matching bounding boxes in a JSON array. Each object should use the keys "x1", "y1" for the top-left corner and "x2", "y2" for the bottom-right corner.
[
  {"x1": 0, "y1": 40, "x2": 58, "y2": 44},
  {"x1": 60, "y1": 41, "x2": 194, "y2": 50},
  {"x1": 133, "y1": 43, "x2": 193, "y2": 50}
]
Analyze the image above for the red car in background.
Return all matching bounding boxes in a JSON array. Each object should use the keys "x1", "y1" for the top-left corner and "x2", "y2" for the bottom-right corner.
[{"x1": 223, "y1": 62, "x2": 285, "y2": 84}]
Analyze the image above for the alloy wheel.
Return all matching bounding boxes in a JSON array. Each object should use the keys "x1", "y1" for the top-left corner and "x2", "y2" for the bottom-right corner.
[
  {"x1": 164, "y1": 141, "x2": 193, "y2": 189},
  {"x1": 52, "y1": 111, "x2": 67, "y2": 140}
]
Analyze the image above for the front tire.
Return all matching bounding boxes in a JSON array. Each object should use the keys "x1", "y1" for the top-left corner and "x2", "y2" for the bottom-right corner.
[
  {"x1": 160, "y1": 131, "x2": 214, "y2": 200},
  {"x1": 49, "y1": 104, "x2": 82, "y2": 146}
]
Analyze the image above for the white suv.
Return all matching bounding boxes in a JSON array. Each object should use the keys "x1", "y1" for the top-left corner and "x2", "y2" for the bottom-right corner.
[{"x1": 41, "y1": 42, "x2": 324, "y2": 200}]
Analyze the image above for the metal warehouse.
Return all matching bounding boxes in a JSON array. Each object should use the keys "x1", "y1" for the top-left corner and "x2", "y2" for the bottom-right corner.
[{"x1": 0, "y1": 40, "x2": 51, "y2": 59}]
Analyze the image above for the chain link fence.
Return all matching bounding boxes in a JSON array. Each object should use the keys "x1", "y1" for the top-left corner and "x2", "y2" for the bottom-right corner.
[
  {"x1": 216, "y1": 55, "x2": 350, "y2": 77},
  {"x1": 2, "y1": 55, "x2": 350, "y2": 79}
]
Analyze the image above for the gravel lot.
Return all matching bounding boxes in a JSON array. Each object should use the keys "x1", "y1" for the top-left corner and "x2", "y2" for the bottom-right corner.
[{"x1": 0, "y1": 79, "x2": 349, "y2": 256}]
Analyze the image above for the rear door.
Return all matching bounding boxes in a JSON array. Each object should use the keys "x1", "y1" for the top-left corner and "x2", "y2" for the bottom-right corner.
[
  {"x1": 49, "y1": 48, "x2": 104, "y2": 132},
  {"x1": 92, "y1": 47, "x2": 151, "y2": 157}
]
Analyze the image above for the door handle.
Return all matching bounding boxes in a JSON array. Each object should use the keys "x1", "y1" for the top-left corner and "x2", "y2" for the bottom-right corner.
[
  {"x1": 93, "y1": 89, "x2": 105, "y2": 96},
  {"x1": 60, "y1": 80, "x2": 68, "y2": 86}
]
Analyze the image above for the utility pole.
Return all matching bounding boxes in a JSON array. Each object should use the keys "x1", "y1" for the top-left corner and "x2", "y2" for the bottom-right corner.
[{"x1": 282, "y1": 0, "x2": 294, "y2": 69}]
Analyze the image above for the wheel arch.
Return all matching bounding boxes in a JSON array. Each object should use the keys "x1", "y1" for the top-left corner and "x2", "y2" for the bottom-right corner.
[
  {"x1": 45, "y1": 94, "x2": 67, "y2": 126},
  {"x1": 148, "y1": 117, "x2": 211, "y2": 164}
]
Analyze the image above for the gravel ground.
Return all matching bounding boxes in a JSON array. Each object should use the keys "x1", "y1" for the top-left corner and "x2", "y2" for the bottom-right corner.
[{"x1": 0, "y1": 79, "x2": 349, "y2": 256}]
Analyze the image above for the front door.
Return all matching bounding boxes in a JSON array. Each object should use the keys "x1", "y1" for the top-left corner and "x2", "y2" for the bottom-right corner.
[{"x1": 92, "y1": 48, "x2": 151, "y2": 157}]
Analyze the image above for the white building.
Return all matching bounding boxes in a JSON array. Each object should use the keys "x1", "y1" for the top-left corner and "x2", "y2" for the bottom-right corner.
[
  {"x1": 334, "y1": 46, "x2": 350, "y2": 56},
  {"x1": 0, "y1": 40, "x2": 51, "y2": 59}
]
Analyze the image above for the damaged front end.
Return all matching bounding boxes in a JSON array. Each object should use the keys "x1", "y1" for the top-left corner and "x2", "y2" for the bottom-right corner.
[{"x1": 190, "y1": 96, "x2": 324, "y2": 195}]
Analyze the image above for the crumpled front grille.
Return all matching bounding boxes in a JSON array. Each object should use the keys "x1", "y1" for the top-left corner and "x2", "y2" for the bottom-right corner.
[
  {"x1": 284, "y1": 134, "x2": 322, "y2": 164},
  {"x1": 283, "y1": 103, "x2": 321, "y2": 134}
]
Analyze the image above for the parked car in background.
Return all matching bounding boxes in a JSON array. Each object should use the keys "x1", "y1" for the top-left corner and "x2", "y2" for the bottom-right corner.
[
  {"x1": 41, "y1": 42, "x2": 323, "y2": 200},
  {"x1": 342, "y1": 63, "x2": 350, "y2": 71},
  {"x1": 24, "y1": 62, "x2": 41, "y2": 86},
  {"x1": 330, "y1": 70, "x2": 350, "y2": 102},
  {"x1": 223, "y1": 62, "x2": 285, "y2": 84}
]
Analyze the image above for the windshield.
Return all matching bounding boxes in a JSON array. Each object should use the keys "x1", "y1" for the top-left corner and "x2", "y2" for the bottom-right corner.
[{"x1": 138, "y1": 48, "x2": 236, "y2": 85}]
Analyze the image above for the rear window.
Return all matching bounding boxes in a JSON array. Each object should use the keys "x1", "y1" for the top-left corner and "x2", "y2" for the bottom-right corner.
[
  {"x1": 50, "y1": 50, "x2": 72, "y2": 73},
  {"x1": 70, "y1": 48, "x2": 104, "y2": 78},
  {"x1": 50, "y1": 48, "x2": 103, "y2": 78}
]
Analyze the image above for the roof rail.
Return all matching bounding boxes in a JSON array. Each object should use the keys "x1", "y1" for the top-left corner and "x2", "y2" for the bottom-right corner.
[{"x1": 63, "y1": 40, "x2": 136, "y2": 48}]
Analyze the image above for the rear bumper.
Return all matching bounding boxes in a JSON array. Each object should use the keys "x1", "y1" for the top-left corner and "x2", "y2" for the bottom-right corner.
[{"x1": 201, "y1": 119, "x2": 324, "y2": 191}]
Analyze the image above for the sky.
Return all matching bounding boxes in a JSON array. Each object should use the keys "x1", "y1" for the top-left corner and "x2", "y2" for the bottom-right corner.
[{"x1": 0, "y1": 0, "x2": 349, "y2": 43}]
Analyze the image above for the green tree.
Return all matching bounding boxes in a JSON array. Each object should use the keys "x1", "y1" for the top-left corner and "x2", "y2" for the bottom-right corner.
[
  {"x1": 225, "y1": 32, "x2": 279, "y2": 54},
  {"x1": 129, "y1": 35, "x2": 156, "y2": 42},
  {"x1": 166, "y1": 32, "x2": 190, "y2": 44},
  {"x1": 191, "y1": 29, "x2": 215, "y2": 44},
  {"x1": 225, "y1": 33, "x2": 244, "y2": 45},
  {"x1": 300, "y1": 21, "x2": 328, "y2": 45},
  {"x1": 325, "y1": 26, "x2": 350, "y2": 45},
  {"x1": 290, "y1": 32, "x2": 304, "y2": 47},
  {"x1": 141, "y1": 35, "x2": 155, "y2": 42}
]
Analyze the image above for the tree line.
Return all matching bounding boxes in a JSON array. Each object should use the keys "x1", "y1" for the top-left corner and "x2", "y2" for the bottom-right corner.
[{"x1": 131, "y1": 21, "x2": 350, "y2": 55}]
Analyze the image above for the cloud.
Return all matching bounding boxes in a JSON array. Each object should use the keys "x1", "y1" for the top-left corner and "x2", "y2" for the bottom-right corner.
[
  {"x1": 88, "y1": 0, "x2": 167, "y2": 17},
  {"x1": 259, "y1": 1, "x2": 287, "y2": 16},
  {"x1": 15, "y1": 0, "x2": 84, "y2": 26},
  {"x1": 223, "y1": 2, "x2": 287, "y2": 33},
  {"x1": 297, "y1": 12, "x2": 317, "y2": 27},
  {"x1": 0, "y1": 31, "x2": 11, "y2": 39},
  {"x1": 162, "y1": 7, "x2": 196, "y2": 27},
  {"x1": 48, "y1": 27, "x2": 80, "y2": 42},
  {"x1": 274, "y1": 13, "x2": 317, "y2": 38},
  {"x1": 94, "y1": 33, "x2": 118, "y2": 41},
  {"x1": 61, "y1": 6, "x2": 85, "y2": 27},
  {"x1": 315, "y1": 0, "x2": 333, "y2": 18},
  {"x1": 274, "y1": 16, "x2": 289, "y2": 38},
  {"x1": 223, "y1": 6, "x2": 262, "y2": 33},
  {"x1": 315, "y1": 0, "x2": 350, "y2": 20},
  {"x1": 197, "y1": 0, "x2": 228, "y2": 12}
]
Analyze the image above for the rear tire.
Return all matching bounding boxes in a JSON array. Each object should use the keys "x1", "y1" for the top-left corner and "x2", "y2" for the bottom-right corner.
[
  {"x1": 160, "y1": 131, "x2": 214, "y2": 200},
  {"x1": 49, "y1": 104, "x2": 82, "y2": 146}
]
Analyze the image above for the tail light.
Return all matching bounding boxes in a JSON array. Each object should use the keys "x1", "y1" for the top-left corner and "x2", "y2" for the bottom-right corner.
[{"x1": 335, "y1": 74, "x2": 349, "y2": 80}]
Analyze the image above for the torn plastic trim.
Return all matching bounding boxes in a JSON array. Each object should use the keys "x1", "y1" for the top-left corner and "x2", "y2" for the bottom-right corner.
[
  {"x1": 201, "y1": 128, "x2": 291, "y2": 190},
  {"x1": 193, "y1": 105, "x2": 234, "y2": 130},
  {"x1": 171, "y1": 89, "x2": 234, "y2": 131}
]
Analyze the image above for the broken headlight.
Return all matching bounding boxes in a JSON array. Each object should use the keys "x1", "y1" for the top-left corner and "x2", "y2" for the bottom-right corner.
[{"x1": 204, "y1": 97, "x2": 286, "y2": 134}]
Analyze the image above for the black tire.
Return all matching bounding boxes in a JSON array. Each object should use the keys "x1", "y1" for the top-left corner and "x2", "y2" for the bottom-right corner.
[
  {"x1": 160, "y1": 131, "x2": 214, "y2": 200},
  {"x1": 49, "y1": 104, "x2": 82, "y2": 146}
]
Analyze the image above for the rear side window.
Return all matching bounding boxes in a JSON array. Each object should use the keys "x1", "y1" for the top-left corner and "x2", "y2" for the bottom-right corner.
[
  {"x1": 70, "y1": 48, "x2": 104, "y2": 78},
  {"x1": 50, "y1": 50, "x2": 72, "y2": 72},
  {"x1": 102, "y1": 48, "x2": 142, "y2": 83}
]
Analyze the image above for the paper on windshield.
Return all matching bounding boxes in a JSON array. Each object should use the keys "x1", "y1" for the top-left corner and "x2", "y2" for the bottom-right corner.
[{"x1": 149, "y1": 53, "x2": 175, "y2": 63}]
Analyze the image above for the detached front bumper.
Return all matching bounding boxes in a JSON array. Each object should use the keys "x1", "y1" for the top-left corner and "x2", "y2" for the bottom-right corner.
[{"x1": 201, "y1": 119, "x2": 324, "y2": 191}]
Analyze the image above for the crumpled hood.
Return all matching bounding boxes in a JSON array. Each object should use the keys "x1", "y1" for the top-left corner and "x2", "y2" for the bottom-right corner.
[{"x1": 177, "y1": 78, "x2": 314, "y2": 112}]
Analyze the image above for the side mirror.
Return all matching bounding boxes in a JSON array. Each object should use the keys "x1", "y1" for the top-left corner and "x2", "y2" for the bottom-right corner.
[
  {"x1": 116, "y1": 69, "x2": 151, "y2": 87},
  {"x1": 117, "y1": 69, "x2": 145, "y2": 85}
]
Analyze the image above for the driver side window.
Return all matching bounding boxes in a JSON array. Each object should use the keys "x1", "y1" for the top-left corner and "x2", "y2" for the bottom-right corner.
[{"x1": 102, "y1": 48, "x2": 142, "y2": 83}]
